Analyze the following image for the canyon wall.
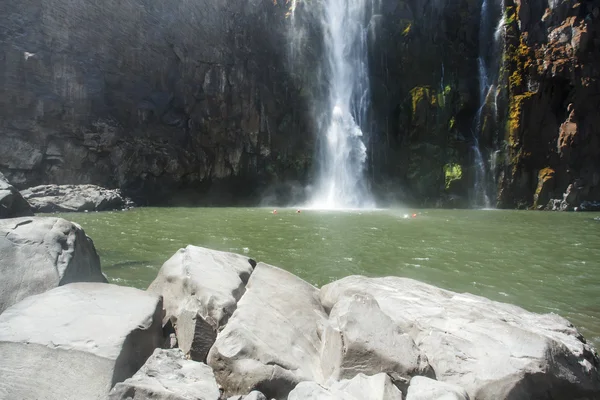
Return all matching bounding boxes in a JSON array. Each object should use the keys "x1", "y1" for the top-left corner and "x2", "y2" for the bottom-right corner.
[
  {"x1": 498, "y1": 0, "x2": 600, "y2": 209},
  {"x1": 1, "y1": 0, "x2": 598, "y2": 208},
  {"x1": 0, "y1": 0, "x2": 314, "y2": 205}
]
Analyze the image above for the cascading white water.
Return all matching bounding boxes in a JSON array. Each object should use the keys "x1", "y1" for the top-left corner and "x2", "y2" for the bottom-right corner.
[
  {"x1": 309, "y1": 0, "x2": 376, "y2": 209},
  {"x1": 471, "y1": 0, "x2": 503, "y2": 208}
]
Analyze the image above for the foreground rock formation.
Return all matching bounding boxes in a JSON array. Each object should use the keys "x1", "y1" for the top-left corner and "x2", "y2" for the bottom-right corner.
[
  {"x1": 21, "y1": 184, "x2": 132, "y2": 212},
  {"x1": 0, "y1": 283, "x2": 163, "y2": 400},
  {"x1": 321, "y1": 276, "x2": 600, "y2": 399},
  {"x1": 0, "y1": 173, "x2": 32, "y2": 218},
  {"x1": 208, "y1": 263, "x2": 330, "y2": 399},
  {"x1": 148, "y1": 246, "x2": 255, "y2": 361},
  {"x1": 0, "y1": 217, "x2": 106, "y2": 314},
  {"x1": 288, "y1": 373, "x2": 404, "y2": 400},
  {"x1": 109, "y1": 348, "x2": 222, "y2": 400},
  {"x1": 0, "y1": 242, "x2": 598, "y2": 400}
]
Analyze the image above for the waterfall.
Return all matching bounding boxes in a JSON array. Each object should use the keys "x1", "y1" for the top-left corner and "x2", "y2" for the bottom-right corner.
[
  {"x1": 307, "y1": 0, "x2": 377, "y2": 209},
  {"x1": 471, "y1": 0, "x2": 503, "y2": 208}
]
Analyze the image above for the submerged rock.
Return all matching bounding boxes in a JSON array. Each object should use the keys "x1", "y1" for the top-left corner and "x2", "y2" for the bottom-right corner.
[
  {"x1": 0, "y1": 283, "x2": 164, "y2": 400},
  {"x1": 0, "y1": 217, "x2": 106, "y2": 314},
  {"x1": 287, "y1": 373, "x2": 403, "y2": 400},
  {"x1": 207, "y1": 263, "x2": 328, "y2": 399},
  {"x1": 0, "y1": 172, "x2": 32, "y2": 218},
  {"x1": 109, "y1": 348, "x2": 221, "y2": 400},
  {"x1": 148, "y1": 246, "x2": 255, "y2": 361},
  {"x1": 21, "y1": 184, "x2": 132, "y2": 212},
  {"x1": 321, "y1": 276, "x2": 600, "y2": 400}
]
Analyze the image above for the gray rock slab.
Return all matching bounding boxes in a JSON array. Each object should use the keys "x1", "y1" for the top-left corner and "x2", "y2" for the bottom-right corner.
[
  {"x1": 0, "y1": 217, "x2": 106, "y2": 314},
  {"x1": 288, "y1": 373, "x2": 403, "y2": 400},
  {"x1": 109, "y1": 348, "x2": 221, "y2": 400},
  {"x1": 148, "y1": 246, "x2": 255, "y2": 361},
  {"x1": 0, "y1": 172, "x2": 32, "y2": 218},
  {"x1": 0, "y1": 283, "x2": 163, "y2": 400},
  {"x1": 321, "y1": 293, "x2": 433, "y2": 387},
  {"x1": 228, "y1": 391, "x2": 267, "y2": 400},
  {"x1": 207, "y1": 262, "x2": 328, "y2": 399},
  {"x1": 21, "y1": 184, "x2": 130, "y2": 212},
  {"x1": 321, "y1": 276, "x2": 600, "y2": 400},
  {"x1": 406, "y1": 376, "x2": 469, "y2": 400}
]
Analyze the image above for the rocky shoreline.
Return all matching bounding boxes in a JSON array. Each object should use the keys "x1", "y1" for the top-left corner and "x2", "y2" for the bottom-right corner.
[
  {"x1": 0, "y1": 214, "x2": 598, "y2": 399},
  {"x1": 2, "y1": 173, "x2": 600, "y2": 214},
  {"x1": 0, "y1": 174, "x2": 133, "y2": 215}
]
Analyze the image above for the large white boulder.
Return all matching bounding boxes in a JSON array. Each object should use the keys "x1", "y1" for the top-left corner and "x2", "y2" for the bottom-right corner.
[
  {"x1": 0, "y1": 172, "x2": 32, "y2": 218},
  {"x1": 406, "y1": 376, "x2": 469, "y2": 400},
  {"x1": 0, "y1": 217, "x2": 107, "y2": 314},
  {"x1": 148, "y1": 246, "x2": 255, "y2": 361},
  {"x1": 321, "y1": 276, "x2": 600, "y2": 400},
  {"x1": 109, "y1": 348, "x2": 221, "y2": 400},
  {"x1": 288, "y1": 373, "x2": 404, "y2": 400},
  {"x1": 321, "y1": 292, "x2": 432, "y2": 387},
  {"x1": 207, "y1": 262, "x2": 328, "y2": 399},
  {"x1": 0, "y1": 283, "x2": 164, "y2": 400}
]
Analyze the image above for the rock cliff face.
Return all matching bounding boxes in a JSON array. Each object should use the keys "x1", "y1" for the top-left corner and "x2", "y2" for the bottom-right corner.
[
  {"x1": 1, "y1": 0, "x2": 598, "y2": 207},
  {"x1": 497, "y1": 0, "x2": 600, "y2": 209},
  {"x1": 0, "y1": 0, "x2": 314, "y2": 205},
  {"x1": 367, "y1": 0, "x2": 483, "y2": 206}
]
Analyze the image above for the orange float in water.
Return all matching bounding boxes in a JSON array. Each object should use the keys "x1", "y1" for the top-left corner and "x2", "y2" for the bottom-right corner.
[{"x1": 412, "y1": 213, "x2": 417, "y2": 218}]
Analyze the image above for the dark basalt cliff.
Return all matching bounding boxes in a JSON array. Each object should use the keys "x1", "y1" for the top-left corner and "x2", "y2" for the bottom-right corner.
[
  {"x1": 1, "y1": 0, "x2": 598, "y2": 208},
  {"x1": 498, "y1": 0, "x2": 600, "y2": 210},
  {"x1": 0, "y1": 0, "x2": 314, "y2": 205}
]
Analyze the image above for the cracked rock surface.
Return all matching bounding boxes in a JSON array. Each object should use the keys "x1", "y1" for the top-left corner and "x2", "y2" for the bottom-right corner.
[
  {"x1": 0, "y1": 283, "x2": 164, "y2": 400},
  {"x1": 0, "y1": 217, "x2": 106, "y2": 314}
]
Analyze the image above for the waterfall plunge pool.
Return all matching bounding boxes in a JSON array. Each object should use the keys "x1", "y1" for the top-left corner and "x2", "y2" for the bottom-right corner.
[{"x1": 59, "y1": 207, "x2": 600, "y2": 349}]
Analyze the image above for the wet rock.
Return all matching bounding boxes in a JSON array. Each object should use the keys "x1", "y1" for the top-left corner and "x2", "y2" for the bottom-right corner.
[
  {"x1": 109, "y1": 348, "x2": 221, "y2": 400},
  {"x1": 148, "y1": 246, "x2": 255, "y2": 361},
  {"x1": 21, "y1": 184, "x2": 132, "y2": 213},
  {"x1": 0, "y1": 283, "x2": 163, "y2": 400},
  {"x1": 207, "y1": 263, "x2": 328, "y2": 399},
  {"x1": 579, "y1": 201, "x2": 600, "y2": 211},
  {"x1": 406, "y1": 376, "x2": 469, "y2": 400},
  {"x1": 321, "y1": 293, "x2": 433, "y2": 387},
  {"x1": 0, "y1": 217, "x2": 106, "y2": 314},
  {"x1": 533, "y1": 168, "x2": 555, "y2": 209},
  {"x1": 287, "y1": 373, "x2": 403, "y2": 400},
  {"x1": 0, "y1": 172, "x2": 32, "y2": 218},
  {"x1": 321, "y1": 276, "x2": 600, "y2": 400},
  {"x1": 546, "y1": 198, "x2": 565, "y2": 211}
]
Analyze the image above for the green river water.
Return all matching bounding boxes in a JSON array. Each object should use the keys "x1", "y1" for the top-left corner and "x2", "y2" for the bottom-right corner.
[{"x1": 60, "y1": 207, "x2": 600, "y2": 349}]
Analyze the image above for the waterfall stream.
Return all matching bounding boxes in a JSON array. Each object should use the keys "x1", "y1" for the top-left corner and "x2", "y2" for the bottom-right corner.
[
  {"x1": 471, "y1": 0, "x2": 503, "y2": 208},
  {"x1": 307, "y1": 0, "x2": 377, "y2": 209}
]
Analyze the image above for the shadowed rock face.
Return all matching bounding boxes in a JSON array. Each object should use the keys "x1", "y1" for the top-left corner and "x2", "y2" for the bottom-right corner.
[
  {"x1": 0, "y1": 0, "x2": 314, "y2": 205},
  {"x1": 0, "y1": 172, "x2": 32, "y2": 218}
]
